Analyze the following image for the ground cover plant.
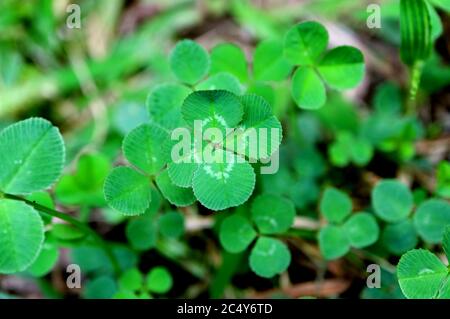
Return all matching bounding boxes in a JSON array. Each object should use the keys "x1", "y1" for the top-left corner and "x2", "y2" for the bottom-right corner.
[{"x1": 0, "y1": 0, "x2": 449, "y2": 300}]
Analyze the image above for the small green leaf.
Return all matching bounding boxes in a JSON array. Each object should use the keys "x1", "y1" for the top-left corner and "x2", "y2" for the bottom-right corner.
[
  {"x1": 249, "y1": 237, "x2": 291, "y2": 278},
  {"x1": 84, "y1": 276, "x2": 117, "y2": 299},
  {"x1": 227, "y1": 94, "x2": 282, "y2": 160},
  {"x1": 444, "y1": 226, "x2": 450, "y2": 261},
  {"x1": 343, "y1": 213, "x2": 379, "y2": 248},
  {"x1": 197, "y1": 72, "x2": 243, "y2": 95},
  {"x1": 397, "y1": 249, "x2": 448, "y2": 299},
  {"x1": 119, "y1": 268, "x2": 144, "y2": 291},
  {"x1": 182, "y1": 90, "x2": 243, "y2": 134},
  {"x1": 0, "y1": 199, "x2": 44, "y2": 274},
  {"x1": 372, "y1": 180, "x2": 413, "y2": 222},
  {"x1": 158, "y1": 211, "x2": 185, "y2": 239},
  {"x1": 382, "y1": 219, "x2": 418, "y2": 255},
  {"x1": 251, "y1": 194, "x2": 295, "y2": 234},
  {"x1": 219, "y1": 214, "x2": 256, "y2": 253},
  {"x1": 318, "y1": 46, "x2": 365, "y2": 90},
  {"x1": 320, "y1": 187, "x2": 352, "y2": 224},
  {"x1": 192, "y1": 149, "x2": 255, "y2": 211},
  {"x1": 27, "y1": 242, "x2": 59, "y2": 277},
  {"x1": 123, "y1": 124, "x2": 168, "y2": 175},
  {"x1": 414, "y1": 199, "x2": 450, "y2": 243},
  {"x1": 210, "y1": 43, "x2": 248, "y2": 83},
  {"x1": 350, "y1": 137, "x2": 373, "y2": 166},
  {"x1": 283, "y1": 21, "x2": 329, "y2": 66},
  {"x1": 146, "y1": 83, "x2": 192, "y2": 130},
  {"x1": 170, "y1": 40, "x2": 210, "y2": 84},
  {"x1": 253, "y1": 39, "x2": 292, "y2": 81},
  {"x1": 55, "y1": 153, "x2": 110, "y2": 206},
  {"x1": 104, "y1": 167, "x2": 151, "y2": 216},
  {"x1": 51, "y1": 224, "x2": 86, "y2": 241},
  {"x1": 291, "y1": 67, "x2": 326, "y2": 109},
  {"x1": 0, "y1": 118, "x2": 65, "y2": 195},
  {"x1": 400, "y1": 0, "x2": 432, "y2": 66},
  {"x1": 146, "y1": 267, "x2": 173, "y2": 294},
  {"x1": 155, "y1": 170, "x2": 195, "y2": 207},
  {"x1": 318, "y1": 225, "x2": 350, "y2": 260},
  {"x1": 126, "y1": 215, "x2": 157, "y2": 251}
]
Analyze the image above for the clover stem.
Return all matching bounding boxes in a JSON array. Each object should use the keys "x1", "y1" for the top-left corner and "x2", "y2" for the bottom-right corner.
[{"x1": 3, "y1": 193, "x2": 121, "y2": 276}]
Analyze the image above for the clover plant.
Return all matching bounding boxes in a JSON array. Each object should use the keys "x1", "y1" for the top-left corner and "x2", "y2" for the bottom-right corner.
[{"x1": 318, "y1": 187, "x2": 379, "y2": 260}]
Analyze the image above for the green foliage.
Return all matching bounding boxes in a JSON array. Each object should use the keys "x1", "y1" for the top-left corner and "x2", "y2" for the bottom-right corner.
[
  {"x1": 318, "y1": 46, "x2": 365, "y2": 90},
  {"x1": 219, "y1": 194, "x2": 294, "y2": 277},
  {"x1": 381, "y1": 220, "x2": 418, "y2": 255},
  {"x1": 329, "y1": 132, "x2": 373, "y2": 167},
  {"x1": 104, "y1": 167, "x2": 152, "y2": 216},
  {"x1": 436, "y1": 161, "x2": 450, "y2": 199},
  {"x1": 126, "y1": 215, "x2": 157, "y2": 251},
  {"x1": 251, "y1": 194, "x2": 295, "y2": 234},
  {"x1": 284, "y1": 21, "x2": 365, "y2": 109},
  {"x1": 253, "y1": 39, "x2": 292, "y2": 82},
  {"x1": 414, "y1": 199, "x2": 450, "y2": 243},
  {"x1": 0, "y1": 118, "x2": 65, "y2": 195},
  {"x1": 372, "y1": 180, "x2": 413, "y2": 222},
  {"x1": 27, "y1": 242, "x2": 59, "y2": 277},
  {"x1": 318, "y1": 188, "x2": 379, "y2": 260},
  {"x1": 397, "y1": 248, "x2": 449, "y2": 299},
  {"x1": 210, "y1": 43, "x2": 248, "y2": 83},
  {"x1": 400, "y1": 0, "x2": 432, "y2": 66},
  {"x1": 56, "y1": 153, "x2": 110, "y2": 206},
  {"x1": 249, "y1": 237, "x2": 291, "y2": 278},
  {"x1": 320, "y1": 187, "x2": 352, "y2": 224},
  {"x1": 158, "y1": 211, "x2": 184, "y2": 239},
  {"x1": 0, "y1": 199, "x2": 44, "y2": 273},
  {"x1": 146, "y1": 83, "x2": 192, "y2": 130},
  {"x1": 170, "y1": 40, "x2": 210, "y2": 85},
  {"x1": 147, "y1": 267, "x2": 173, "y2": 294}
]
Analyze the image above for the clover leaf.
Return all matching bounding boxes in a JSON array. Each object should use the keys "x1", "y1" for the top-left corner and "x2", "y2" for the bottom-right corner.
[
  {"x1": 283, "y1": 21, "x2": 328, "y2": 66},
  {"x1": 197, "y1": 72, "x2": 243, "y2": 95},
  {"x1": 0, "y1": 199, "x2": 44, "y2": 273},
  {"x1": 251, "y1": 194, "x2": 295, "y2": 234},
  {"x1": 192, "y1": 149, "x2": 255, "y2": 210},
  {"x1": 317, "y1": 46, "x2": 365, "y2": 90},
  {"x1": 291, "y1": 67, "x2": 326, "y2": 110},
  {"x1": 219, "y1": 214, "x2": 257, "y2": 253},
  {"x1": 146, "y1": 83, "x2": 192, "y2": 130},
  {"x1": 372, "y1": 180, "x2": 414, "y2": 223},
  {"x1": 104, "y1": 167, "x2": 152, "y2": 216},
  {"x1": 55, "y1": 153, "x2": 110, "y2": 206},
  {"x1": 318, "y1": 187, "x2": 379, "y2": 260},
  {"x1": 158, "y1": 211, "x2": 185, "y2": 239},
  {"x1": 0, "y1": 118, "x2": 65, "y2": 274},
  {"x1": 397, "y1": 249, "x2": 449, "y2": 299},
  {"x1": 156, "y1": 170, "x2": 195, "y2": 207},
  {"x1": 123, "y1": 123, "x2": 168, "y2": 175},
  {"x1": 414, "y1": 198, "x2": 450, "y2": 243},
  {"x1": 319, "y1": 225, "x2": 350, "y2": 260},
  {"x1": 219, "y1": 195, "x2": 294, "y2": 277},
  {"x1": 146, "y1": 266, "x2": 173, "y2": 294},
  {"x1": 210, "y1": 43, "x2": 248, "y2": 83},
  {"x1": 170, "y1": 40, "x2": 210, "y2": 85},
  {"x1": 0, "y1": 118, "x2": 65, "y2": 195},
  {"x1": 283, "y1": 22, "x2": 365, "y2": 109},
  {"x1": 381, "y1": 219, "x2": 418, "y2": 255},
  {"x1": 125, "y1": 214, "x2": 157, "y2": 251},
  {"x1": 249, "y1": 237, "x2": 291, "y2": 278}
]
